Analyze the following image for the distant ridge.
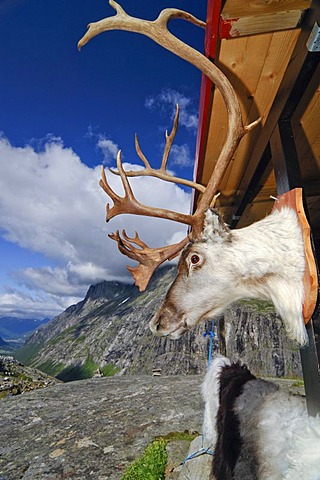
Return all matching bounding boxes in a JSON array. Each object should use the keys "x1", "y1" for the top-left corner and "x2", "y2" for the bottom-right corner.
[
  {"x1": 0, "y1": 316, "x2": 50, "y2": 340},
  {"x1": 16, "y1": 266, "x2": 211, "y2": 381}
]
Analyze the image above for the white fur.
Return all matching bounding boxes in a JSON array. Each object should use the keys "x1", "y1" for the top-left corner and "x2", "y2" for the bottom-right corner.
[
  {"x1": 202, "y1": 356, "x2": 320, "y2": 480},
  {"x1": 151, "y1": 207, "x2": 308, "y2": 346},
  {"x1": 201, "y1": 355, "x2": 231, "y2": 449},
  {"x1": 254, "y1": 390, "x2": 320, "y2": 480}
]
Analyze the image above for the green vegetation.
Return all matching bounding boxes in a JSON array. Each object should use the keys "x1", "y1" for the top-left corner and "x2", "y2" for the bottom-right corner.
[
  {"x1": 18, "y1": 350, "x2": 119, "y2": 383},
  {"x1": 13, "y1": 343, "x2": 44, "y2": 365},
  {"x1": 37, "y1": 359, "x2": 65, "y2": 377},
  {"x1": 101, "y1": 363, "x2": 119, "y2": 377},
  {"x1": 122, "y1": 438, "x2": 168, "y2": 480},
  {"x1": 157, "y1": 430, "x2": 199, "y2": 443},
  {"x1": 47, "y1": 326, "x2": 77, "y2": 346},
  {"x1": 239, "y1": 299, "x2": 275, "y2": 314},
  {"x1": 56, "y1": 356, "x2": 97, "y2": 382},
  {"x1": 292, "y1": 379, "x2": 304, "y2": 388},
  {"x1": 75, "y1": 335, "x2": 85, "y2": 343}
]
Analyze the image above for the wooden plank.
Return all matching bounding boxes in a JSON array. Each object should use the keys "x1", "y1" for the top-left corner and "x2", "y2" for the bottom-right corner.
[
  {"x1": 201, "y1": 29, "x2": 300, "y2": 218},
  {"x1": 201, "y1": 33, "x2": 273, "y2": 199},
  {"x1": 225, "y1": 30, "x2": 299, "y2": 200},
  {"x1": 221, "y1": 0, "x2": 311, "y2": 17},
  {"x1": 227, "y1": 10, "x2": 316, "y2": 221},
  {"x1": 220, "y1": 0, "x2": 311, "y2": 37},
  {"x1": 234, "y1": 200, "x2": 273, "y2": 227},
  {"x1": 293, "y1": 66, "x2": 320, "y2": 174},
  {"x1": 220, "y1": 11, "x2": 306, "y2": 38}
]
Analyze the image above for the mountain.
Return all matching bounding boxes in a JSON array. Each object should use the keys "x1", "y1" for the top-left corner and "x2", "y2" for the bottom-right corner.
[
  {"x1": 0, "y1": 335, "x2": 18, "y2": 354},
  {"x1": 0, "y1": 316, "x2": 50, "y2": 340},
  {"x1": 0, "y1": 336, "x2": 8, "y2": 346},
  {"x1": 16, "y1": 266, "x2": 211, "y2": 381},
  {"x1": 15, "y1": 265, "x2": 302, "y2": 382}
]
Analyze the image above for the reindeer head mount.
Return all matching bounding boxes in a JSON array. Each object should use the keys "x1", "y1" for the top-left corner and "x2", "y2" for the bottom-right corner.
[{"x1": 78, "y1": 0, "x2": 261, "y2": 291}]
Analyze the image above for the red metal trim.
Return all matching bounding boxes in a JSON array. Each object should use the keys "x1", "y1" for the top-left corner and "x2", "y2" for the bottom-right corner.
[
  {"x1": 205, "y1": 0, "x2": 223, "y2": 60},
  {"x1": 219, "y1": 18, "x2": 239, "y2": 39},
  {"x1": 192, "y1": 0, "x2": 223, "y2": 211},
  {"x1": 193, "y1": 73, "x2": 213, "y2": 186}
]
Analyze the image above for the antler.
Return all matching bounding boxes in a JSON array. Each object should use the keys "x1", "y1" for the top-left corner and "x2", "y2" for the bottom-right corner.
[
  {"x1": 109, "y1": 230, "x2": 189, "y2": 291},
  {"x1": 109, "y1": 104, "x2": 206, "y2": 194},
  {"x1": 79, "y1": 1, "x2": 261, "y2": 289},
  {"x1": 100, "y1": 150, "x2": 194, "y2": 225}
]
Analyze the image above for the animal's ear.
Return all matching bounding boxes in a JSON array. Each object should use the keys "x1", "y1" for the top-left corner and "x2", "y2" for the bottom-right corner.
[{"x1": 201, "y1": 208, "x2": 231, "y2": 243}]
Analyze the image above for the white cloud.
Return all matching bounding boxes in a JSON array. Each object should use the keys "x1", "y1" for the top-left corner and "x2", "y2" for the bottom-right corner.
[
  {"x1": 145, "y1": 88, "x2": 198, "y2": 132},
  {"x1": 86, "y1": 126, "x2": 119, "y2": 165},
  {"x1": 0, "y1": 135, "x2": 191, "y2": 318},
  {"x1": 96, "y1": 137, "x2": 119, "y2": 165},
  {"x1": 0, "y1": 288, "x2": 77, "y2": 320},
  {"x1": 169, "y1": 144, "x2": 193, "y2": 167}
]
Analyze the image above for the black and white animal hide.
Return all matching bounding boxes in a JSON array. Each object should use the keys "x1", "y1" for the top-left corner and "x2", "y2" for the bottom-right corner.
[{"x1": 202, "y1": 355, "x2": 320, "y2": 480}]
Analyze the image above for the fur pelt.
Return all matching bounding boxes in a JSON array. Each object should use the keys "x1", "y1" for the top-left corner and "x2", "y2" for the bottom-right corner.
[
  {"x1": 150, "y1": 207, "x2": 307, "y2": 346},
  {"x1": 202, "y1": 355, "x2": 320, "y2": 480}
]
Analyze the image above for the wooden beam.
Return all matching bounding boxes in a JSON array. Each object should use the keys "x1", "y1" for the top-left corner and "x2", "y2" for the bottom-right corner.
[
  {"x1": 230, "y1": 1, "x2": 320, "y2": 219},
  {"x1": 201, "y1": 28, "x2": 300, "y2": 216},
  {"x1": 220, "y1": 0, "x2": 311, "y2": 37},
  {"x1": 230, "y1": 144, "x2": 272, "y2": 228}
]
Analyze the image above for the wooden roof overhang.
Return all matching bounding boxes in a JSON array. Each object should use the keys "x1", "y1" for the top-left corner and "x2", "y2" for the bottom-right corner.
[{"x1": 194, "y1": 0, "x2": 320, "y2": 243}]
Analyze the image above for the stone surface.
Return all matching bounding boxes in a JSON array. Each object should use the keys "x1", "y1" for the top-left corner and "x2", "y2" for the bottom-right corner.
[
  {"x1": 178, "y1": 436, "x2": 213, "y2": 480},
  {"x1": 165, "y1": 440, "x2": 192, "y2": 479},
  {"x1": 0, "y1": 375, "x2": 204, "y2": 480}
]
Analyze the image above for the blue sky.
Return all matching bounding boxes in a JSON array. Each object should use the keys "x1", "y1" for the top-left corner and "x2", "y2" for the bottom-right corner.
[{"x1": 0, "y1": 0, "x2": 207, "y2": 320}]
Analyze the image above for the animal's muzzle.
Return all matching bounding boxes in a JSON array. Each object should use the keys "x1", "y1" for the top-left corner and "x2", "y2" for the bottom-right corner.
[{"x1": 149, "y1": 313, "x2": 190, "y2": 339}]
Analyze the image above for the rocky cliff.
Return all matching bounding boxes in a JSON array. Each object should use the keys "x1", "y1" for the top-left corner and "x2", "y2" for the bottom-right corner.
[
  {"x1": 17, "y1": 266, "x2": 303, "y2": 381},
  {"x1": 19, "y1": 267, "x2": 210, "y2": 380},
  {"x1": 223, "y1": 300, "x2": 302, "y2": 378}
]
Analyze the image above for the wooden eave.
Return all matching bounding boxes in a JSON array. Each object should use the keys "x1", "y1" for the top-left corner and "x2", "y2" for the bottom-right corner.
[{"x1": 195, "y1": 0, "x2": 320, "y2": 240}]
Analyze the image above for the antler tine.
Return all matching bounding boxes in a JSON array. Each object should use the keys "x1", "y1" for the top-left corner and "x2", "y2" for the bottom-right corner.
[
  {"x1": 134, "y1": 134, "x2": 151, "y2": 169},
  {"x1": 101, "y1": 151, "x2": 194, "y2": 224},
  {"x1": 161, "y1": 103, "x2": 180, "y2": 171},
  {"x1": 109, "y1": 229, "x2": 189, "y2": 291},
  {"x1": 108, "y1": 106, "x2": 205, "y2": 193}
]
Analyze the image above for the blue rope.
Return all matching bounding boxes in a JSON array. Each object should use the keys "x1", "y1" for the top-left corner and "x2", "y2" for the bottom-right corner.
[
  {"x1": 203, "y1": 319, "x2": 215, "y2": 366},
  {"x1": 182, "y1": 446, "x2": 214, "y2": 466}
]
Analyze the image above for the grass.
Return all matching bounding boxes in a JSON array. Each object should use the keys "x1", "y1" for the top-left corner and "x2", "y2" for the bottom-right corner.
[
  {"x1": 239, "y1": 299, "x2": 275, "y2": 314},
  {"x1": 122, "y1": 438, "x2": 168, "y2": 480},
  {"x1": 100, "y1": 363, "x2": 120, "y2": 377},
  {"x1": 37, "y1": 359, "x2": 65, "y2": 377},
  {"x1": 56, "y1": 356, "x2": 98, "y2": 382},
  {"x1": 157, "y1": 430, "x2": 199, "y2": 443},
  {"x1": 13, "y1": 343, "x2": 44, "y2": 365}
]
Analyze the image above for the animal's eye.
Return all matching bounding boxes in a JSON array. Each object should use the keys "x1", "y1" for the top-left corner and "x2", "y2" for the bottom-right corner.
[{"x1": 190, "y1": 254, "x2": 200, "y2": 265}]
